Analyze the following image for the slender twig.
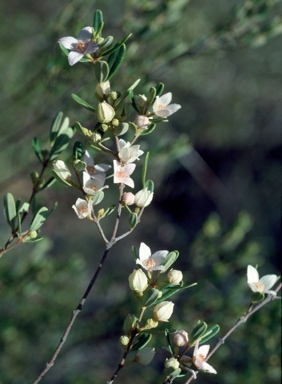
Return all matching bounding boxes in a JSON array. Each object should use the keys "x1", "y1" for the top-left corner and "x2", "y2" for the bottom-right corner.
[{"x1": 183, "y1": 283, "x2": 282, "y2": 384}]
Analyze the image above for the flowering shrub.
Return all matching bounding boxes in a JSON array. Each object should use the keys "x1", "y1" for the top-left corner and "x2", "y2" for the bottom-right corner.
[{"x1": 0, "y1": 5, "x2": 281, "y2": 384}]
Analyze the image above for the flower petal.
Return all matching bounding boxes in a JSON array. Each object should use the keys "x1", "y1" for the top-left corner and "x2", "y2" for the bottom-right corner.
[
  {"x1": 202, "y1": 361, "x2": 217, "y2": 374},
  {"x1": 68, "y1": 51, "x2": 84, "y2": 66},
  {"x1": 151, "y1": 250, "x2": 168, "y2": 266},
  {"x1": 139, "y1": 242, "x2": 151, "y2": 262},
  {"x1": 158, "y1": 92, "x2": 172, "y2": 107},
  {"x1": 58, "y1": 36, "x2": 78, "y2": 49},
  {"x1": 197, "y1": 344, "x2": 210, "y2": 358},
  {"x1": 260, "y1": 275, "x2": 277, "y2": 292},
  {"x1": 84, "y1": 42, "x2": 99, "y2": 54},
  {"x1": 247, "y1": 265, "x2": 259, "y2": 284},
  {"x1": 77, "y1": 26, "x2": 93, "y2": 41},
  {"x1": 166, "y1": 103, "x2": 181, "y2": 115}
]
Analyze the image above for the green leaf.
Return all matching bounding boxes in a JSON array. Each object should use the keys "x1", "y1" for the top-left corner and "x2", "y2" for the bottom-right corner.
[
  {"x1": 145, "y1": 288, "x2": 161, "y2": 307},
  {"x1": 145, "y1": 180, "x2": 154, "y2": 193},
  {"x1": 98, "y1": 204, "x2": 116, "y2": 219},
  {"x1": 131, "y1": 333, "x2": 152, "y2": 351},
  {"x1": 165, "y1": 329, "x2": 174, "y2": 355},
  {"x1": 32, "y1": 137, "x2": 43, "y2": 163},
  {"x1": 251, "y1": 291, "x2": 265, "y2": 303},
  {"x1": 141, "y1": 123, "x2": 156, "y2": 135},
  {"x1": 18, "y1": 202, "x2": 30, "y2": 214},
  {"x1": 162, "y1": 251, "x2": 179, "y2": 273},
  {"x1": 146, "y1": 87, "x2": 156, "y2": 107},
  {"x1": 95, "y1": 60, "x2": 109, "y2": 83},
  {"x1": 92, "y1": 191, "x2": 105, "y2": 206},
  {"x1": 156, "y1": 82, "x2": 165, "y2": 96},
  {"x1": 107, "y1": 44, "x2": 126, "y2": 80},
  {"x1": 50, "y1": 112, "x2": 63, "y2": 144},
  {"x1": 129, "y1": 212, "x2": 138, "y2": 229},
  {"x1": 29, "y1": 207, "x2": 49, "y2": 231},
  {"x1": 49, "y1": 127, "x2": 75, "y2": 161},
  {"x1": 142, "y1": 152, "x2": 150, "y2": 188},
  {"x1": 4, "y1": 193, "x2": 17, "y2": 231},
  {"x1": 93, "y1": 9, "x2": 103, "y2": 36},
  {"x1": 189, "y1": 321, "x2": 208, "y2": 345},
  {"x1": 102, "y1": 33, "x2": 131, "y2": 57},
  {"x1": 40, "y1": 177, "x2": 56, "y2": 191},
  {"x1": 200, "y1": 324, "x2": 220, "y2": 344},
  {"x1": 52, "y1": 170, "x2": 73, "y2": 187},
  {"x1": 71, "y1": 94, "x2": 96, "y2": 112}
]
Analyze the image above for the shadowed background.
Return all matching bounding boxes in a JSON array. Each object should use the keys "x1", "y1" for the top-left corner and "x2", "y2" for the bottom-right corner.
[{"x1": 0, "y1": 0, "x2": 281, "y2": 383}]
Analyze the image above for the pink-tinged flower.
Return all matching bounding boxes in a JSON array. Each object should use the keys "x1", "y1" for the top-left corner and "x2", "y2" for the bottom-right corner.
[
  {"x1": 58, "y1": 27, "x2": 98, "y2": 66},
  {"x1": 192, "y1": 341, "x2": 217, "y2": 374},
  {"x1": 153, "y1": 92, "x2": 181, "y2": 118},
  {"x1": 247, "y1": 265, "x2": 278, "y2": 296},
  {"x1": 135, "y1": 115, "x2": 150, "y2": 129},
  {"x1": 84, "y1": 150, "x2": 111, "y2": 183},
  {"x1": 113, "y1": 160, "x2": 136, "y2": 188},
  {"x1": 153, "y1": 301, "x2": 174, "y2": 322},
  {"x1": 118, "y1": 139, "x2": 144, "y2": 163},
  {"x1": 72, "y1": 198, "x2": 92, "y2": 219},
  {"x1": 136, "y1": 242, "x2": 168, "y2": 271},
  {"x1": 82, "y1": 172, "x2": 107, "y2": 195}
]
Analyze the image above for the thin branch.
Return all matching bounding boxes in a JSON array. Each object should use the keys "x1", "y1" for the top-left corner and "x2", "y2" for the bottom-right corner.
[{"x1": 183, "y1": 283, "x2": 282, "y2": 384}]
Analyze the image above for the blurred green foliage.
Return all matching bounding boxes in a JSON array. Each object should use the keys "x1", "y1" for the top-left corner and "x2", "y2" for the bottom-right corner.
[{"x1": 0, "y1": 0, "x2": 281, "y2": 383}]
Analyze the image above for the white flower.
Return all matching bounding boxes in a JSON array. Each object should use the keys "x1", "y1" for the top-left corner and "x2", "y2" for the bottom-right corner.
[
  {"x1": 118, "y1": 139, "x2": 144, "y2": 163},
  {"x1": 135, "y1": 115, "x2": 150, "y2": 129},
  {"x1": 53, "y1": 160, "x2": 71, "y2": 180},
  {"x1": 134, "y1": 188, "x2": 154, "y2": 208},
  {"x1": 128, "y1": 269, "x2": 148, "y2": 296},
  {"x1": 84, "y1": 150, "x2": 111, "y2": 183},
  {"x1": 82, "y1": 172, "x2": 106, "y2": 195},
  {"x1": 153, "y1": 301, "x2": 174, "y2": 322},
  {"x1": 192, "y1": 341, "x2": 217, "y2": 374},
  {"x1": 153, "y1": 92, "x2": 181, "y2": 118},
  {"x1": 72, "y1": 198, "x2": 92, "y2": 219},
  {"x1": 113, "y1": 160, "x2": 136, "y2": 188},
  {"x1": 58, "y1": 27, "x2": 98, "y2": 66},
  {"x1": 247, "y1": 265, "x2": 278, "y2": 296},
  {"x1": 136, "y1": 242, "x2": 168, "y2": 271},
  {"x1": 134, "y1": 347, "x2": 156, "y2": 365}
]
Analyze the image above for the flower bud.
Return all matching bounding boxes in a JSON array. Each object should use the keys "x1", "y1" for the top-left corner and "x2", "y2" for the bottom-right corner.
[
  {"x1": 173, "y1": 330, "x2": 189, "y2": 347},
  {"x1": 153, "y1": 301, "x2": 174, "y2": 322},
  {"x1": 120, "y1": 335, "x2": 130, "y2": 348},
  {"x1": 123, "y1": 314, "x2": 137, "y2": 335},
  {"x1": 97, "y1": 101, "x2": 115, "y2": 123},
  {"x1": 167, "y1": 269, "x2": 183, "y2": 285},
  {"x1": 135, "y1": 347, "x2": 155, "y2": 366},
  {"x1": 164, "y1": 357, "x2": 180, "y2": 370},
  {"x1": 128, "y1": 269, "x2": 148, "y2": 296},
  {"x1": 134, "y1": 188, "x2": 154, "y2": 208},
  {"x1": 135, "y1": 94, "x2": 147, "y2": 108},
  {"x1": 122, "y1": 192, "x2": 135, "y2": 206},
  {"x1": 95, "y1": 81, "x2": 111, "y2": 100},
  {"x1": 53, "y1": 160, "x2": 71, "y2": 180},
  {"x1": 91, "y1": 132, "x2": 102, "y2": 143},
  {"x1": 135, "y1": 115, "x2": 150, "y2": 130}
]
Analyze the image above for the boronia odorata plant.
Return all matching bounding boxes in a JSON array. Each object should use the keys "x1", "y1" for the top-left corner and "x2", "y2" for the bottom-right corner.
[{"x1": 0, "y1": 8, "x2": 281, "y2": 384}]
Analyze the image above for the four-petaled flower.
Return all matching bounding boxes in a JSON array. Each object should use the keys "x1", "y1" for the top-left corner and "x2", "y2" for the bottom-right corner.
[
  {"x1": 72, "y1": 198, "x2": 92, "y2": 219},
  {"x1": 58, "y1": 27, "x2": 98, "y2": 66},
  {"x1": 113, "y1": 160, "x2": 136, "y2": 188},
  {"x1": 247, "y1": 265, "x2": 278, "y2": 296},
  {"x1": 153, "y1": 92, "x2": 181, "y2": 118},
  {"x1": 84, "y1": 150, "x2": 111, "y2": 183},
  {"x1": 83, "y1": 172, "x2": 107, "y2": 195},
  {"x1": 136, "y1": 242, "x2": 168, "y2": 271},
  {"x1": 191, "y1": 341, "x2": 217, "y2": 374},
  {"x1": 118, "y1": 139, "x2": 144, "y2": 163}
]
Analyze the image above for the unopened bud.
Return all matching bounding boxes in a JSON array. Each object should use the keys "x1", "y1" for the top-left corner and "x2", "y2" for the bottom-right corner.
[
  {"x1": 135, "y1": 94, "x2": 147, "y2": 108},
  {"x1": 167, "y1": 269, "x2": 183, "y2": 285},
  {"x1": 134, "y1": 188, "x2": 154, "y2": 208},
  {"x1": 122, "y1": 192, "x2": 135, "y2": 206},
  {"x1": 164, "y1": 357, "x2": 180, "y2": 370},
  {"x1": 119, "y1": 335, "x2": 130, "y2": 348},
  {"x1": 173, "y1": 330, "x2": 189, "y2": 346},
  {"x1": 128, "y1": 269, "x2": 148, "y2": 296},
  {"x1": 153, "y1": 301, "x2": 174, "y2": 322},
  {"x1": 135, "y1": 115, "x2": 150, "y2": 129},
  {"x1": 97, "y1": 101, "x2": 115, "y2": 123},
  {"x1": 53, "y1": 160, "x2": 71, "y2": 180}
]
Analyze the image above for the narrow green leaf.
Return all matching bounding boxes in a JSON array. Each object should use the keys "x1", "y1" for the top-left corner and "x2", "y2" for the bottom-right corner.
[
  {"x1": 165, "y1": 329, "x2": 174, "y2": 355},
  {"x1": 162, "y1": 251, "x2": 179, "y2": 273},
  {"x1": 92, "y1": 190, "x2": 105, "y2": 206},
  {"x1": 50, "y1": 112, "x2": 63, "y2": 143},
  {"x1": 131, "y1": 333, "x2": 152, "y2": 351},
  {"x1": 18, "y1": 202, "x2": 30, "y2": 214},
  {"x1": 141, "y1": 123, "x2": 156, "y2": 135},
  {"x1": 145, "y1": 180, "x2": 154, "y2": 193},
  {"x1": 4, "y1": 193, "x2": 17, "y2": 231},
  {"x1": 52, "y1": 170, "x2": 73, "y2": 187},
  {"x1": 102, "y1": 33, "x2": 131, "y2": 57},
  {"x1": 95, "y1": 60, "x2": 109, "y2": 83},
  {"x1": 107, "y1": 44, "x2": 126, "y2": 80},
  {"x1": 73, "y1": 140, "x2": 84, "y2": 160},
  {"x1": 71, "y1": 93, "x2": 96, "y2": 112},
  {"x1": 189, "y1": 321, "x2": 207, "y2": 345},
  {"x1": 145, "y1": 288, "x2": 161, "y2": 307},
  {"x1": 156, "y1": 82, "x2": 165, "y2": 96},
  {"x1": 32, "y1": 137, "x2": 43, "y2": 163},
  {"x1": 49, "y1": 128, "x2": 75, "y2": 161},
  {"x1": 29, "y1": 207, "x2": 49, "y2": 231},
  {"x1": 146, "y1": 87, "x2": 157, "y2": 107},
  {"x1": 17, "y1": 212, "x2": 22, "y2": 236},
  {"x1": 200, "y1": 324, "x2": 220, "y2": 344},
  {"x1": 40, "y1": 177, "x2": 56, "y2": 190},
  {"x1": 142, "y1": 152, "x2": 150, "y2": 188},
  {"x1": 93, "y1": 9, "x2": 103, "y2": 35}
]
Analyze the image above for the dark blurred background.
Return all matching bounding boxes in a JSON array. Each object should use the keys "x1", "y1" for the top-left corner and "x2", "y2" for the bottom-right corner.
[{"x1": 0, "y1": 0, "x2": 281, "y2": 383}]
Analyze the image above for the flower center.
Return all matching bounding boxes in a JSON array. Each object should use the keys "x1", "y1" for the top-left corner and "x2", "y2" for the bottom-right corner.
[
  {"x1": 116, "y1": 170, "x2": 126, "y2": 180},
  {"x1": 144, "y1": 259, "x2": 155, "y2": 269},
  {"x1": 79, "y1": 207, "x2": 89, "y2": 214},
  {"x1": 88, "y1": 185, "x2": 98, "y2": 192},
  {"x1": 87, "y1": 165, "x2": 96, "y2": 175},
  {"x1": 76, "y1": 41, "x2": 87, "y2": 53},
  {"x1": 254, "y1": 281, "x2": 265, "y2": 292},
  {"x1": 156, "y1": 104, "x2": 165, "y2": 110}
]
